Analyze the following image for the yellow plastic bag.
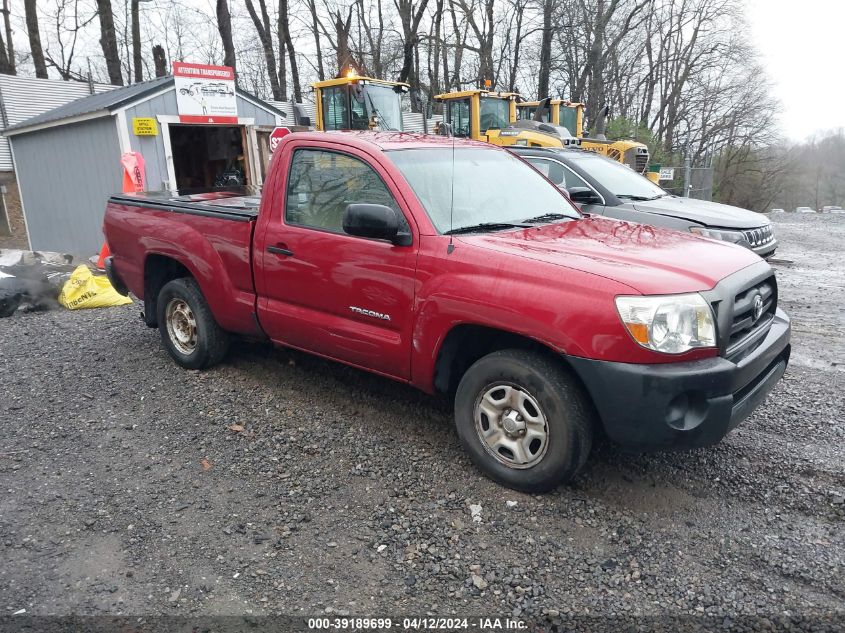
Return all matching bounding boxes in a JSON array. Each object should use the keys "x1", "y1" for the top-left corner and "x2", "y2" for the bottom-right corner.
[{"x1": 58, "y1": 265, "x2": 132, "y2": 310}]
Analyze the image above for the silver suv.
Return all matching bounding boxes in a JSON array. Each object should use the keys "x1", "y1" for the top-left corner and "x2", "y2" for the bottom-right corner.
[{"x1": 511, "y1": 147, "x2": 777, "y2": 258}]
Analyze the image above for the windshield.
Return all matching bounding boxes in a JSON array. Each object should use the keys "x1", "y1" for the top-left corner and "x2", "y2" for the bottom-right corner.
[
  {"x1": 569, "y1": 152, "x2": 665, "y2": 199},
  {"x1": 355, "y1": 83, "x2": 403, "y2": 131},
  {"x1": 479, "y1": 97, "x2": 511, "y2": 132},
  {"x1": 518, "y1": 105, "x2": 549, "y2": 123},
  {"x1": 388, "y1": 148, "x2": 580, "y2": 233}
]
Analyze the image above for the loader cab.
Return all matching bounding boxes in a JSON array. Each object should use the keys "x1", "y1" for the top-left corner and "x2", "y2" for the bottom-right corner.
[
  {"x1": 313, "y1": 74, "x2": 409, "y2": 132},
  {"x1": 436, "y1": 90, "x2": 518, "y2": 139},
  {"x1": 517, "y1": 99, "x2": 585, "y2": 137},
  {"x1": 435, "y1": 89, "x2": 586, "y2": 149},
  {"x1": 518, "y1": 98, "x2": 649, "y2": 174}
]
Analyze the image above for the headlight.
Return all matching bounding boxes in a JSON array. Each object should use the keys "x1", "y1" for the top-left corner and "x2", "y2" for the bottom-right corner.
[
  {"x1": 615, "y1": 293, "x2": 716, "y2": 354},
  {"x1": 689, "y1": 226, "x2": 745, "y2": 244}
]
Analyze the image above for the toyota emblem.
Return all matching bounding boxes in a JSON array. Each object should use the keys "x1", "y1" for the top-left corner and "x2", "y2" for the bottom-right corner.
[{"x1": 752, "y1": 294, "x2": 764, "y2": 322}]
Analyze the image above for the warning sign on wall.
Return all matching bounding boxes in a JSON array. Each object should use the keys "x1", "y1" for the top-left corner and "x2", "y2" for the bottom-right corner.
[
  {"x1": 132, "y1": 117, "x2": 158, "y2": 136},
  {"x1": 173, "y1": 62, "x2": 238, "y2": 124}
]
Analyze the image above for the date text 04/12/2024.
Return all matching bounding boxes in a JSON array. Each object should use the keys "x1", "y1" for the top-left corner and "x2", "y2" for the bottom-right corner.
[{"x1": 307, "y1": 617, "x2": 528, "y2": 630}]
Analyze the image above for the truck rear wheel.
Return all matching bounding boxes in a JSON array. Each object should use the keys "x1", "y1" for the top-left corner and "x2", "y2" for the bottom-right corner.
[
  {"x1": 454, "y1": 349, "x2": 593, "y2": 492},
  {"x1": 156, "y1": 278, "x2": 229, "y2": 369}
]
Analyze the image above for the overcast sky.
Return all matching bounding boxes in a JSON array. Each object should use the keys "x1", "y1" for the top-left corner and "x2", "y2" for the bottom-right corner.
[{"x1": 747, "y1": 0, "x2": 843, "y2": 140}]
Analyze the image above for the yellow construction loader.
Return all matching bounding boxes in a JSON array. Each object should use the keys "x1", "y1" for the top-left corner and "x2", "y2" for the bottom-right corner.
[
  {"x1": 517, "y1": 100, "x2": 650, "y2": 174},
  {"x1": 311, "y1": 72, "x2": 409, "y2": 132},
  {"x1": 517, "y1": 99, "x2": 584, "y2": 137},
  {"x1": 433, "y1": 90, "x2": 581, "y2": 148}
]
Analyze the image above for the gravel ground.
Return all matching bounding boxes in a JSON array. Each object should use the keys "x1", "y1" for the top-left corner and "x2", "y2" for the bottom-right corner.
[{"x1": 0, "y1": 214, "x2": 843, "y2": 631}]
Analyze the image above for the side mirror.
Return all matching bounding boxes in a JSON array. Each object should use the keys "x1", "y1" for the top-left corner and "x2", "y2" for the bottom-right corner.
[
  {"x1": 567, "y1": 186, "x2": 601, "y2": 205},
  {"x1": 343, "y1": 204, "x2": 407, "y2": 244}
]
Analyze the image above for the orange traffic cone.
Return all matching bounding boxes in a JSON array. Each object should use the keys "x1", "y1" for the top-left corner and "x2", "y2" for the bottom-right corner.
[{"x1": 96, "y1": 242, "x2": 110, "y2": 270}]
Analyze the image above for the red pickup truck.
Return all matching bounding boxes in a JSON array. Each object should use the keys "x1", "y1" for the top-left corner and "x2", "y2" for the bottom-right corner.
[{"x1": 104, "y1": 131, "x2": 791, "y2": 492}]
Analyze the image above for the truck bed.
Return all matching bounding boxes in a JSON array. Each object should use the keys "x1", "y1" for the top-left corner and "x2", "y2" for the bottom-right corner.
[
  {"x1": 104, "y1": 186, "x2": 262, "y2": 338},
  {"x1": 109, "y1": 187, "x2": 262, "y2": 222}
]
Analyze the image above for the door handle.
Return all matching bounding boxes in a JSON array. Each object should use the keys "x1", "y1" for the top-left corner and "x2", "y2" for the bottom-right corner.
[{"x1": 267, "y1": 245, "x2": 294, "y2": 257}]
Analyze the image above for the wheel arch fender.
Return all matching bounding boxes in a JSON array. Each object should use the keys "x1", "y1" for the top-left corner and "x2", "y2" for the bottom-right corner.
[
  {"x1": 423, "y1": 320, "x2": 587, "y2": 397},
  {"x1": 141, "y1": 236, "x2": 237, "y2": 331}
]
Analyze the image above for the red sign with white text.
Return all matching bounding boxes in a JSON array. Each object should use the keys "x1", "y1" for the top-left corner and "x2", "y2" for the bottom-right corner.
[
  {"x1": 269, "y1": 127, "x2": 291, "y2": 153},
  {"x1": 173, "y1": 62, "x2": 237, "y2": 124}
]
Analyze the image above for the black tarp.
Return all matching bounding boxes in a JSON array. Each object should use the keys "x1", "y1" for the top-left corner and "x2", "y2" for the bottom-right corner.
[{"x1": 0, "y1": 250, "x2": 76, "y2": 317}]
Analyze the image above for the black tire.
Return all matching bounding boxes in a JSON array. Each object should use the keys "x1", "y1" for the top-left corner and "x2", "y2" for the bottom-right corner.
[
  {"x1": 454, "y1": 349, "x2": 593, "y2": 492},
  {"x1": 156, "y1": 277, "x2": 229, "y2": 369}
]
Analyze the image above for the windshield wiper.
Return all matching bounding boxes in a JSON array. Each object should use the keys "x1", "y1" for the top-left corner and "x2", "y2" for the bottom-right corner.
[
  {"x1": 617, "y1": 194, "x2": 665, "y2": 201},
  {"x1": 445, "y1": 222, "x2": 530, "y2": 235},
  {"x1": 521, "y1": 212, "x2": 575, "y2": 224}
]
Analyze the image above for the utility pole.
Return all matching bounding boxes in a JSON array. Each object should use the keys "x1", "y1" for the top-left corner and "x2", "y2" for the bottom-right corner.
[{"x1": 683, "y1": 155, "x2": 691, "y2": 198}]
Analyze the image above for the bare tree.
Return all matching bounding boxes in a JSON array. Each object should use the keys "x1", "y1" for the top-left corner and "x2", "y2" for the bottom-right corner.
[
  {"x1": 42, "y1": 0, "x2": 98, "y2": 80},
  {"x1": 244, "y1": 0, "x2": 283, "y2": 99},
  {"x1": 355, "y1": 0, "x2": 386, "y2": 76},
  {"x1": 575, "y1": 0, "x2": 649, "y2": 126},
  {"x1": 0, "y1": 0, "x2": 15, "y2": 75},
  {"x1": 131, "y1": 0, "x2": 142, "y2": 81},
  {"x1": 500, "y1": 0, "x2": 545, "y2": 93},
  {"x1": 395, "y1": 0, "x2": 430, "y2": 105},
  {"x1": 279, "y1": 0, "x2": 301, "y2": 100},
  {"x1": 152, "y1": 43, "x2": 167, "y2": 76},
  {"x1": 305, "y1": 0, "x2": 326, "y2": 80},
  {"x1": 215, "y1": 0, "x2": 237, "y2": 76},
  {"x1": 24, "y1": 0, "x2": 48, "y2": 78},
  {"x1": 426, "y1": 0, "x2": 443, "y2": 96},
  {"x1": 447, "y1": 0, "x2": 468, "y2": 88},
  {"x1": 277, "y1": 17, "x2": 287, "y2": 98},
  {"x1": 332, "y1": 5, "x2": 355, "y2": 75},
  {"x1": 454, "y1": 0, "x2": 495, "y2": 85},
  {"x1": 95, "y1": 0, "x2": 123, "y2": 84},
  {"x1": 536, "y1": 0, "x2": 553, "y2": 97}
]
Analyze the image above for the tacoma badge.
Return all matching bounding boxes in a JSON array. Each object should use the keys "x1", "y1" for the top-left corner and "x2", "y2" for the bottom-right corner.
[{"x1": 350, "y1": 306, "x2": 391, "y2": 321}]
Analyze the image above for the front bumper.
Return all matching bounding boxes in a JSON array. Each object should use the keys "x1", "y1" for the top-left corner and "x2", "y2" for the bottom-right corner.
[
  {"x1": 567, "y1": 308, "x2": 791, "y2": 449},
  {"x1": 751, "y1": 238, "x2": 777, "y2": 259}
]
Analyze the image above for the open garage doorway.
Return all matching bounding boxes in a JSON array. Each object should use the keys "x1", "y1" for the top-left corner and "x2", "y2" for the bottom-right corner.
[{"x1": 169, "y1": 124, "x2": 250, "y2": 189}]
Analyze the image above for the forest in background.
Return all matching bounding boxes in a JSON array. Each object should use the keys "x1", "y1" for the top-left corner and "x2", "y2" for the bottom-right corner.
[{"x1": 0, "y1": 0, "x2": 841, "y2": 211}]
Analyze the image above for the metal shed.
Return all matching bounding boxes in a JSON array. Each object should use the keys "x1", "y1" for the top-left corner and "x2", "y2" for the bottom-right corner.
[{"x1": 3, "y1": 75, "x2": 285, "y2": 254}]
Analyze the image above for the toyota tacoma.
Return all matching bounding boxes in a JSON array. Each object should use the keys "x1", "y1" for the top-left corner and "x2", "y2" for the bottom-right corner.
[{"x1": 103, "y1": 132, "x2": 791, "y2": 492}]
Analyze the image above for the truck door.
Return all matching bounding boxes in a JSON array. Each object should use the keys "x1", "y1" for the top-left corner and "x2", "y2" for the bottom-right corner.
[{"x1": 255, "y1": 144, "x2": 417, "y2": 380}]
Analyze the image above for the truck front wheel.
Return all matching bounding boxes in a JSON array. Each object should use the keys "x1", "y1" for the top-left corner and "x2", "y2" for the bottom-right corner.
[
  {"x1": 156, "y1": 278, "x2": 229, "y2": 369},
  {"x1": 454, "y1": 349, "x2": 593, "y2": 492}
]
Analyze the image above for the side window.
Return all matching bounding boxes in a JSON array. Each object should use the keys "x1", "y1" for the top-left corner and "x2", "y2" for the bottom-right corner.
[
  {"x1": 447, "y1": 99, "x2": 471, "y2": 137},
  {"x1": 527, "y1": 158, "x2": 591, "y2": 191},
  {"x1": 350, "y1": 85, "x2": 369, "y2": 130},
  {"x1": 560, "y1": 165, "x2": 591, "y2": 191},
  {"x1": 321, "y1": 86, "x2": 348, "y2": 130},
  {"x1": 285, "y1": 149, "x2": 407, "y2": 234},
  {"x1": 527, "y1": 158, "x2": 565, "y2": 186}
]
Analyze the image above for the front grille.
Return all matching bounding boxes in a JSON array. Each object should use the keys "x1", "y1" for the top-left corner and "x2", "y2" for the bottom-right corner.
[
  {"x1": 726, "y1": 275, "x2": 777, "y2": 356},
  {"x1": 742, "y1": 225, "x2": 774, "y2": 248},
  {"x1": 635, "y1": 152, "x2": 649, "y2": 174}
]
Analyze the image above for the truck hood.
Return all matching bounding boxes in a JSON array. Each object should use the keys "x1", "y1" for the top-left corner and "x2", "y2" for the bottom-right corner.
[
  {"x1": 631, "y1": 195, "x2": 769, "y2": 230},
  {"x1": 461, "y1": 216, "x2": 762, "y2": 295}
]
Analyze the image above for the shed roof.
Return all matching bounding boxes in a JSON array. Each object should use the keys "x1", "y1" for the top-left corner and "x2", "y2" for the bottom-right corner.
[{"x1": 4, "y1": 75, "x2": 285, "y2": 136}]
